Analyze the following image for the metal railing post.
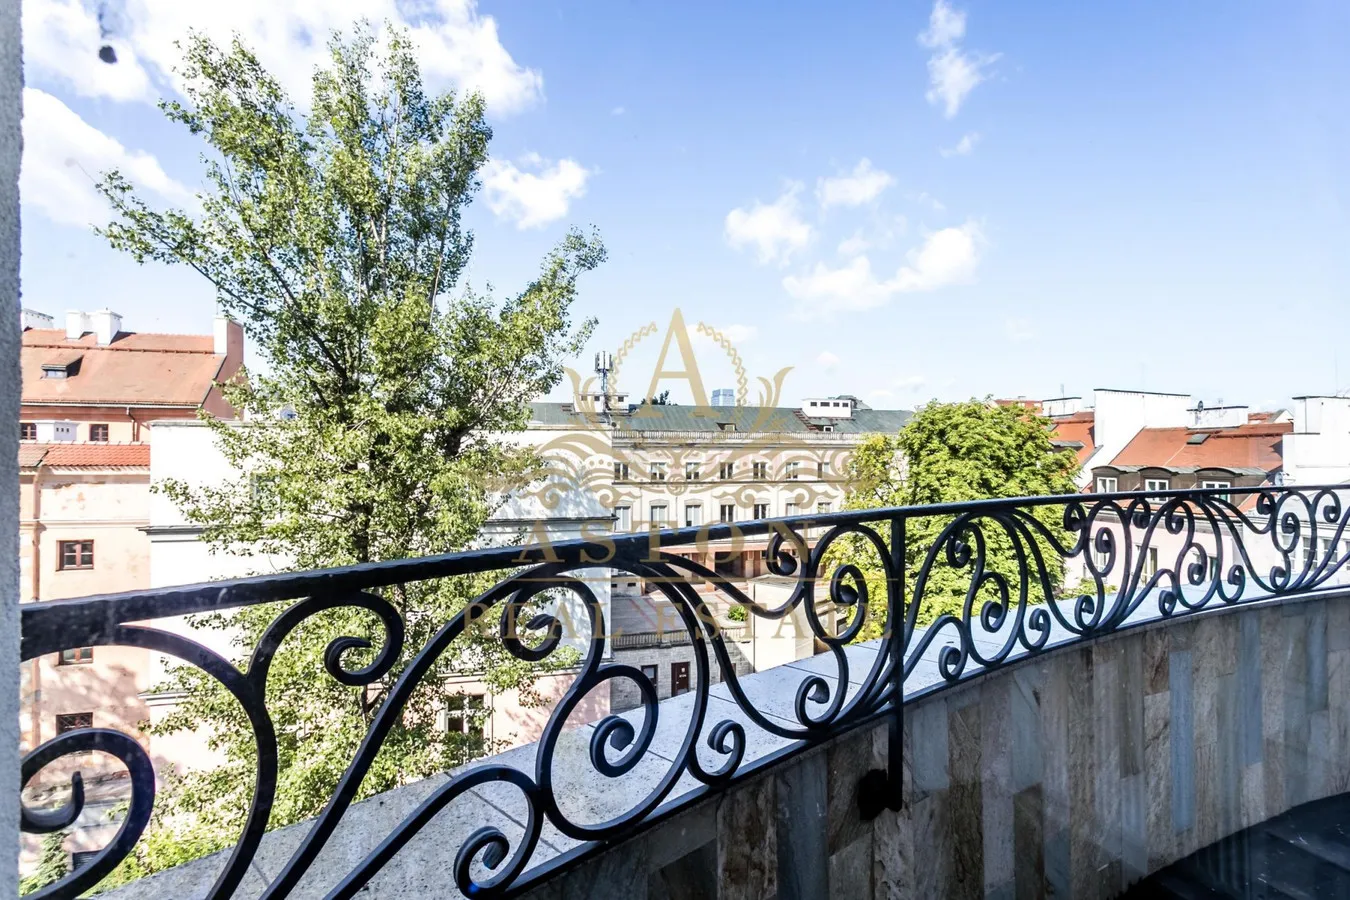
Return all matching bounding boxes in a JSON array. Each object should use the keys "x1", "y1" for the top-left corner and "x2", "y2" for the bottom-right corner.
[{"x1": 859, "y1": 514, "x2": 905, "y2": 818}]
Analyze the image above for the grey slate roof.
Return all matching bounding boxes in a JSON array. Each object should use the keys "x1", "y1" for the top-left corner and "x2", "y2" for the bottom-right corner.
[{"x1": 529, "y1": 402, "x2": 910, "y2": 435}]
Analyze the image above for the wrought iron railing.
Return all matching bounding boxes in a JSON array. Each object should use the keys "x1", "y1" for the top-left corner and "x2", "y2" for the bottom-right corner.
[{"x1": 18, "y1": 485, "x2": 1350, "y2": 898}]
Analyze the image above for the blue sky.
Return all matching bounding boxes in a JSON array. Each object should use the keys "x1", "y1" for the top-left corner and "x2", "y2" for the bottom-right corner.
[{"x1": 19, "y1": 0, "x2": 1350, "y2": 412}]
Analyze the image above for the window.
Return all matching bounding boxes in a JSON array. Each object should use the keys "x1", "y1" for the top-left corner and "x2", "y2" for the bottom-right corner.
[
  {"x1": 685, "y1": 461, "x2": 700, "y2": 481},
  {"x1": 684, "y1": 504, "x2": 702, "y2": 528},
  {"x1": 719, "y1": 462, "x2": 735, "y2": 480},
  {"x1": 1137, "y1": 545, "x2": 1158, "y2": 578},
  {"x1": 640, "y1": 664, "x2": 658, "y2": 686},
  {"x1": 1144, "y1": 478, "x2": 1170, "y2": 500},
  {"x1": 1093, "y1": 547, "x2": 1110, "y2": 571},
  {"x1": 671, "y1": 662, "x2": 690, "y2": 696},
  {"x1": 719, "y1": 422, "x2": 736, "y2": 433},
  {"x1": 753, "y1": 502, "x2": 769, "y2": 519},
  {"x1": 1200, "y1": 480, "x2": 1231, "y2": 502},
  {"x1": 649, "y1": 503, "x2": 668, "y2": 525},
  {"x1": 441, "y1": 693, "x2": 485, "y2": 737},
  {"x1": 613, "y1": 505, "x2": 632, "y2": 532},
  {"x1": 614, "y1": 461, "x2": 630, "y2": 481},
  {"x1": 59, "y1": 647, "x2": 93, "y2": 665},
  {"x1": 650, "y1": 461, "x2": 668, "y2": 482},
  {"x1": 1095, "y1": 476, "x2": 1118, "y2": 494},
  {"x1": 58, "y1": 540, "x2": 94, "y2": 570},
  {"x1": 817, "y1": 501, "x2": 832, "y2": 514},
  {"x1": 55, "y1": 712, "x2": 93, "y2": 734},
  {"x1": 785, "y1": 461, "x2": 800, "y2": 480},
  {"x1": 822, "y1": 425, "x2": 834, "y2": 433},
  {"x1": 20, "y1": 422, "x2": 35, "y2": 441},
  {"x1": 751, "y1": 461, "x2": 768, "y2": 480},
  {"x1": 89, "y1": 424, "x2": 109, "y2": 442},
  {"x1": 818, "y1": 461, "x2": 828, "y2": 479},
  {"x1": 784, "y1": 502, "x2": 799, "y2": 517},
  {"x1": 719, "y1": 504, "x2": 735, "y2": 523}
]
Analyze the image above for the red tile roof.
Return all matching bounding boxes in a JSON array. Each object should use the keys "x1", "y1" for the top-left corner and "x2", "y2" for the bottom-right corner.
[
  {"x1": 996, "y1": 398, "x2": 1042, "y2": 411},
  {"x1": 1050, "y1": 411, "x2": 1096, "y2": 465},
  {"x1": 18, "y1": 443, "x2": 150, "y2": 468},
  {"x1": 1108, "y1": 422, "x2": 1292, "y2": 473},
  {"x1": 22, "y1": 329, "x2": 227, "y2": 407}
]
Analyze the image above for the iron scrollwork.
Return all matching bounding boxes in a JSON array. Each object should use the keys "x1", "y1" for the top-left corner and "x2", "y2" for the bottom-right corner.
[{"x1": 18, "y1": 486, "x2": 1350, "y2": 897}]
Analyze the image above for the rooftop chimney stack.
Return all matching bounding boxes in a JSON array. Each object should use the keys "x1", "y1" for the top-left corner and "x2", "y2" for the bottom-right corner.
[
  {"x1": 214, "y1": 315, "x2": 237, "y2": 356},
  {"x1": 90, "y1": 309, "x2": 122, "y2": 346},
  {"x1": 65, "y1": 310, "x2": 89, "y2": 340}
]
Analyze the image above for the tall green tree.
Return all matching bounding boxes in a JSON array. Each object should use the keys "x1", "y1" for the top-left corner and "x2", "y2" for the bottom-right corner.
[
  {"x1": 831, "y1": 400, "x2": 1080, "y2": 636},
  {"x1": 92, "y1": 24, "x2": 603, "y2": 877}
]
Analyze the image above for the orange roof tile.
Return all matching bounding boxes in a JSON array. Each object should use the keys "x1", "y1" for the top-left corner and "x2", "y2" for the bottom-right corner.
[
  {"x1": 22, "y1": 329, "x2": 227, "y2": 407},
  {"x1": 17, "y1": 444, "x2": 48, "y2": 468},
  {"x1": 1108, "y1": 422, "x2": 1292, "y2": 473},
  {"x1": 18, "y1": 443, "x2": 150, "y2": 468},
  {"x1": 1050, "y1": 411, "x2": 1096, "y2": 465}
]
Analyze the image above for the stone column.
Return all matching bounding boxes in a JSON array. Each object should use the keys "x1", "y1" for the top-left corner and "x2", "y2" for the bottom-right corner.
[{"x1": 0, "y1": 0, "x2": 23, "y2": 890}]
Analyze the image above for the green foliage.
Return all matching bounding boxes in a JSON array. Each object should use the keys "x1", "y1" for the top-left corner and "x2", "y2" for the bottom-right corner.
[
  {"x1": 92, "y1": 23, "x2": 603, "y2": 884},
  {"x1": 20, "y1": 832, "x2": 68, "y2": 895},
  {"x1": 638, "y1": 390, "x2": 671, "y2": 406},
  {"x1": 726, "y1": 603, "x2": 748, "y2": 622},
  {"x1": 832, "y1": 400, "x2": 1081, "y2": 638}
]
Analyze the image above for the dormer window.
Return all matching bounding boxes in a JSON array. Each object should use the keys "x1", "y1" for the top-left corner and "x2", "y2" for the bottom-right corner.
[
  {"x1": 41, "y1": 353, "x2": 82, "y2": 379},
  {"x1": 719, "y1": 422, "x2": 736, "y2": 432}
]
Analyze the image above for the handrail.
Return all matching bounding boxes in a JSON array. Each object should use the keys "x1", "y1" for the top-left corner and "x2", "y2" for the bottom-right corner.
[{"x1": 17, "y1": 485, "x2": 1350, "y2": 899}]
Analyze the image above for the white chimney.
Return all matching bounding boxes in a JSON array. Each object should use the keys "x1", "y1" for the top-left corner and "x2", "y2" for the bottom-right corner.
[
  {"x1": 65, "y1": 310, "x2": 89, "y2": 340},
  {"x1": 214, "y1": 315, "x2": 231, "y2": 355},
  {"x1": 21, "y1": 309, "x2": 54, "y2": 330},
  {"x1": 90, "y1": 309, "x2": 122, "y2": 345}
]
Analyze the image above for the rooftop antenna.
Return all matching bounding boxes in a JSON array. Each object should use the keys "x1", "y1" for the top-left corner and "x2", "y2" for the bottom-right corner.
[{"x1": 594, "y1": 351, "x2": 614, "y2": 422}]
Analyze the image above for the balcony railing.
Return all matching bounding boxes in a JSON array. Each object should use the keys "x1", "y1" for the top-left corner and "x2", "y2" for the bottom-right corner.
[{"x1": 18, "y1": 485, "x2": 1350, "y2": 898}]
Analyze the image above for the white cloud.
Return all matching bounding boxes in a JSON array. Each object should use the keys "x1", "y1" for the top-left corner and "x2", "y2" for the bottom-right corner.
[
  {"x1": 837, "y1": 231, "x2": 871, "y2": 257},
  {"x1": 20, "y1": 88, "x2": 194, "y2": 227},
  {"x1": 611, "y1": 106, "x2": 625, "y2": 116},
  {"x1": 892, "y1": 221, "x2": 983, "y2": 292},
  {"x1": 784, "y1": 221, "x2": 984, "y2": 316},
  {"x1": 919, "y1": 0, "x2": 966, "y2": 48},
  {"x1": 927, "y1": 49, "x2": 999, "y2": 118},
  {"x1": 816, "y1": 159, "x2": 895, "y2": 208},
  {"x1": 917, "y1": 0, "x2": 999, "y2": 118},
  {"x1": 784, "y1": 256, "x2": 895, "y2": 312},
  {"x1": 816, "y1": 350, "x2": 839, "y2": 370},
  {"x1": 1005, "y1": 318, "x2": 1036, "y2": 342},
  {"x1": 894, "y1": 375, "x2": 928, "y2": 391},
  {"x1": 724, "y1": 184, "x2": 812, "y2": 266},
  {"x1": 481, "y1": 153, "x2": 591, "y2": 229},
  {"x1": 24, "y1": 0, "x2": 154, "y2": 102},
  {"x1": 915, "y1": 192, "x2": 947, "y2": 212},
  {"x1": 23, "y1": 0, "x2": 544, "y2": 115},
  {"x1": 941, "y1": 132, "x2": 980, "y2": 157}
]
